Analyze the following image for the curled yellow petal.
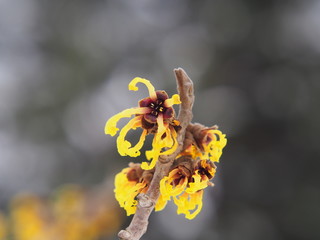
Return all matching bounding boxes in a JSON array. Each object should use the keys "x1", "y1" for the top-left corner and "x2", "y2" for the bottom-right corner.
[
  {"x1": 177, "y1": 144, "x2": 202, "y2": 159},
  {"x1": 123, "y1": 182, "x2": 146, "y2": 216},
  {"x1": 105, "y1": 107, "x2": 149, "y2": 136},
  {"x1": 114, "y1": 168, "x2": 135, "y2": 207},
  {"x1": 163, "y1": 127, "x2": 174, "y2": 147},
  {"x1": 143, "y1": 126, "x2": 177, "y2": 169},
  {"x1": 143, "y1": 139, "x2": 161, "y2": 170},
  {"x1": 117, "y1": 117, "x2": 146, "y2": 157},
  {"x1": 173, "y1": 191, "x2": 204, "y2": 220},
  {"x1": 114, "y1": 168, "x2": 147, "y2": 216},
  {"x1": 128, "y1": 77, "x2": 157, "y2": 101},
  {"x1": 155, "y1": 194, "x2": 168, "y2": 212},
  {"x1": 186, "y1": 171, "x2": 209, "y2": 194},
  {"x1": 169, "y1": 177, "x2": 188, "y2": 197},
  {"x1": 204, "y1": 130, "x2": 227, "y2": 162},
  {"x1": 164, "y1": 94, "x2": 181, "y2": 107},
  {"x1": 160, "y1": 169, "x2": 188, "y2": 201},
  {"x1": 127, "y1": 129, "x2": 147, "y2": 156},
  {"x1": 185, "y1": 191, "x2": 203, "y2": 220},
  {"x1": 141, "y1": 115, "x2": 168, "y2": 170},
  {"x1": 160, "y1": 126, "x2": 178, "y2": 156},
  {"x1": 141, "y1": 157, "x2": 157, "y2": 170},
  {"x1": 156, "y1": 114, "x2": 166, "y2": 139}
]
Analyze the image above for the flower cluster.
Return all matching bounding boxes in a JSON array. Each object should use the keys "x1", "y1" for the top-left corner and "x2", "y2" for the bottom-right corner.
[
  {"x1": 107, "y1": 77, "x2": 227, "y2": 220},
  {"x1": 105, "y1": 77, "x2": 181, "y2": 170},
  {"x1": 157, "y1": 123, "x2": 227, "y2": 219}
]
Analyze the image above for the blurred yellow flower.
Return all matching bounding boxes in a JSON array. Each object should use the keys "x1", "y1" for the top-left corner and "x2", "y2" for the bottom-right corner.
[
  {"x1": 0, "y1": 212, "x2": 7, "y2": 240},
  {"x1": 10, "y1": 194, "x2": 48, "y2": 240},
  {"x1": 4, "y1": 185, "x2": 121, "y2": 240}
]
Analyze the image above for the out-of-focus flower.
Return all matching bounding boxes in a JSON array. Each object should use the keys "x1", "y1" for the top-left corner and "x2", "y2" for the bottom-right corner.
[
  {"x1": 160, "y1": 158, "x2": 216, "y2": 219},
  {"x1": 114, "y1": 163, "x2": 166, "y2": 215},
  {"x1": 105, "y1": 78, "x2": 181, "y2": 170},
  {"x1": 6, "y1": 185, "x2": 121, "y2": 240},
  {"x1": 10, "y1": 194, "x2": 49, "y2": 240},
  {"x1": 0, "y1": 212, "x2": 7, "y2": 240}
]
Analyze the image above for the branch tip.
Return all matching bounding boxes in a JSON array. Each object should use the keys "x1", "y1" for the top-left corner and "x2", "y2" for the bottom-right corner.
[{"x1": 118, "y1": 230, "x2": 131, "y2": 240}]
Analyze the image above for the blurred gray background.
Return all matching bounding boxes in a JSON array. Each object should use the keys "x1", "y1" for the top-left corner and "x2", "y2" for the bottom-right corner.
[{"x1": 1, "y1": 0, "x2": 320, "y2": 239}]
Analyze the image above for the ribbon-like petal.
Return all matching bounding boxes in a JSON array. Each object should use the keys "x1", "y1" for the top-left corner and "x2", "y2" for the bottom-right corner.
[{"x1": 128, "y1": 77, "x2": 157, "y2": 101}]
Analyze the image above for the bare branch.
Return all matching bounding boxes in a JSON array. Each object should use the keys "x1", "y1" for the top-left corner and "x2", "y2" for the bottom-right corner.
[{"x1": 118, "y1": 68, "x2": 194, "y2": 240}]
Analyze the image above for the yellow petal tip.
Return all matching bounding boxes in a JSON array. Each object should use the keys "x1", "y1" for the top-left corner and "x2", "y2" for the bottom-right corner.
[
  {"x1": 105, "y1": 126, "x2": 119, "y2": 136},
  {"x1": 172, "y1": 94, "x2": 181, "y2": 104}
]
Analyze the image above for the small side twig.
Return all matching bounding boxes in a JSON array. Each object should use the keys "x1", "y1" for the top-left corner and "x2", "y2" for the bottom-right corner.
[{"x1": 118, "y1": 68, "x2": 194, "y2": 240}]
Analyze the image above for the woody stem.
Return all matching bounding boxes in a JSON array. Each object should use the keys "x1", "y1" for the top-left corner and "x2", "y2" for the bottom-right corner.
[{"x1": 117, "y1": 68, "x2": 194, "y2": 240}]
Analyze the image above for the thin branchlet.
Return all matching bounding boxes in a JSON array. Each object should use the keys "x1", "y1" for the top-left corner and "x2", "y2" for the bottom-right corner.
[{"x1": 118, "y1": 68, "x2": 194, "y2": 240}]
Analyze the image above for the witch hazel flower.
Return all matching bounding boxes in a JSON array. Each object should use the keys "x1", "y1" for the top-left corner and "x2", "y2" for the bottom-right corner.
[
  {"x1": 105, "y1": 77, "x2": 181, "y2": 170},
  {"x1": 181, "y1": 123, "x2": 227, "y2": 163},
  {"x1": 114, "y1": 163, "x2": 167, "y2": 216},
  {"x1": 159, "y1": 157, "x2": 216, "y2": 219}
]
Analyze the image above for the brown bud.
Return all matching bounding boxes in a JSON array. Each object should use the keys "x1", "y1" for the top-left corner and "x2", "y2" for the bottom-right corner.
[
  {"x1": 171, "y1": 156, "x2": 194, "y2": 179},
  {"x1": 141, "y1": 169, "x2": 155, "y2": 185},
  {"x1": 186, "y1": 123, "x2": 218, "y2": 151},
  {"x1": 127, "y1": 163, "x2": 144, "y2": 182}
]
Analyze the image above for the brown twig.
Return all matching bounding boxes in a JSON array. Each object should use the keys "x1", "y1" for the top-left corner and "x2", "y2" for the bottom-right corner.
[{"x1": 117, "y1": 68, "x2": 194, "y2": 240}]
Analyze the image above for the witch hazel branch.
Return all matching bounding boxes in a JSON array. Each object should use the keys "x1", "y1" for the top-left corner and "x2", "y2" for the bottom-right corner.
[{"x1": 104, "y1": 68, "x2": 227, "y2": 240}]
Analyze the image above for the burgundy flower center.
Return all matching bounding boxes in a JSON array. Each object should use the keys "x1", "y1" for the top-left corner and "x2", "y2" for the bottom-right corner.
[
  {"x1": 198, "y1": 168, "x2": 211, "y2": 178},
  {"x1": 149, "y1": 100, "x2": 165, "y2": 116},
  {"x1": 196, "y1": 160, "x2": 215, "y2": 179}
]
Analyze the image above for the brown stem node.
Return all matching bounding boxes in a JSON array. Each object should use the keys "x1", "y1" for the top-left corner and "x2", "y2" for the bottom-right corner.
[{"x1": 137, "y1": 194, "x2": 154, "y2": 208}]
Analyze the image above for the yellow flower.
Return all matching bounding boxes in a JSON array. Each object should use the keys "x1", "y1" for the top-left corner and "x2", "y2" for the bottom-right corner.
[
  {"x1": 159, "y1": 159, "x2": 216, "y2": 219},
  {"x1": 114, "y1": 167, "x2": 147, "y2": 216},
  {"x1": 114, "y1": 164, "x2": 166, "y2": 215},
  {"x1": 186, "y1": 160, "x2": 216, "y2": 194},
  {"x1": 105, "y1": 78, "x2": 181, "y2": 170},
  {"x1": 160, "y1": 168, "x2": 189, "y2": 201},
  {"x1": 52, "y1": 185, "x2": 87, "y2": 240},
  {"x1": 10, "y1": 194, "x2": 48, "y2": 240},
  {"x1": 182, "y1": 126, "x2": 227, "y2": 162}
]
